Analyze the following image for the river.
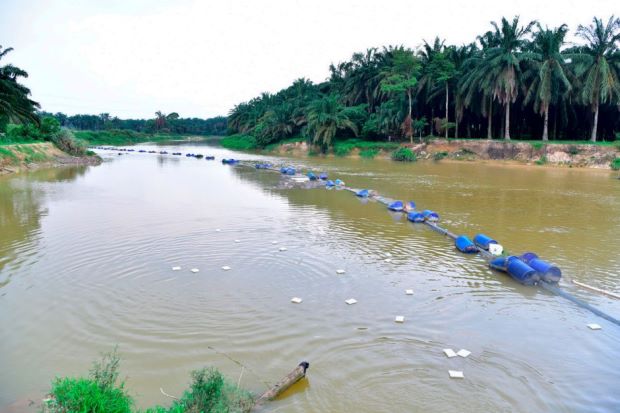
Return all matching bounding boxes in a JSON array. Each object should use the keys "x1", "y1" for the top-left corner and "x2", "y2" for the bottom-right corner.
[{"x1": 1, "y1": 141, "x2": 619, "y2": 412}]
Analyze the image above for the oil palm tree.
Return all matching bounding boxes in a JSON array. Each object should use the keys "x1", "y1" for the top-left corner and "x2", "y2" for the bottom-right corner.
[
  {"x1": 0, "y1": 45, "x2": 40, "y2": 126},
  {"x1": 523, "y1": 24, "x2": 572, "y2": 140},
  {"x1": 306, "y1": 95, "x2": 358, "y2": 149},
  {"x1": 573, "y1": 16, "x2": 620, "y2": 141}
]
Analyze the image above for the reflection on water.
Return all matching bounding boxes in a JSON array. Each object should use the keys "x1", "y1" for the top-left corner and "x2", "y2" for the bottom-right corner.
[{"x1": 0, "y1": 144, "x2": 619, "y2": 413}]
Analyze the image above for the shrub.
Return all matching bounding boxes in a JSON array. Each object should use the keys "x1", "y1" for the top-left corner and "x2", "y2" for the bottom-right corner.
[
  {"x1": 611, "y1": 158, "x2": 620, "y2": 170},
  {"x1": 359, "y1": 148, "x2": 379, "y2": 159},
  {"x1": 433, "y1": 151, "x2": 448, "y2": 161},
  {"x1": 5, "y1": 123, "x2": 42, "y2": 142},
  {"x1": 333, "y1": 143, "x2": 354, "y2": 157},
  {"x1": 40, "y1": 117, "x2": 61, "y2": 137},
  {"x1": 220, "y1": 134, "x2": 257, "y2": 151},
  {"x1": 51, "y1": 129, "x2": 88, "y2": 156},
  {"x1": 391, "y1": 147, "x2": 416, "y2": 162},
  {"x1": 530, "y1": 142, "x2": 545, "y2": 151},
  {"x1": 535, "y1": 155, "x2": 548, "y2": 165}
]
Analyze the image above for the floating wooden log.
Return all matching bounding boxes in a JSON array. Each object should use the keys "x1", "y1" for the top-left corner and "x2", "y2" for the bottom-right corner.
[
  {"x1": 573, "y1": 280, "x2": 620, "y2": 300},
  {"x1": 254, "y1": 361, "x2": 309, "y2": 406}
]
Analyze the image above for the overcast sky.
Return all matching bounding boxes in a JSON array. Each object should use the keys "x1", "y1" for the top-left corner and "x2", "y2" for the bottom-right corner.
[{"x1": 1, "y1": 0, "x2": 618, "y2": 119}]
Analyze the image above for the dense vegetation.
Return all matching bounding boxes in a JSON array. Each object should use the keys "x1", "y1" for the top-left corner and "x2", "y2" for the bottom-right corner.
[
  {"x1": 44, "y1": 350, "x2": 254, "y2": 413},
  {"x1": 40, "y1": 111, "x2": 227, "y2": 136},
  {"x1": 228, "y1": 16, "x2": 620, "y2": 151}
]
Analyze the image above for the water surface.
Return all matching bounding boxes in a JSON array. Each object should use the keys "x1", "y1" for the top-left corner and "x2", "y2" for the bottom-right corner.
[{"x1": 1, "y1": 142, "x2": 619, "y2": 412}]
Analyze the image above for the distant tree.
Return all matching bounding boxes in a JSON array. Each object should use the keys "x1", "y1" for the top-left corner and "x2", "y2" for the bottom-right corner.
[{"x1": 306, "y1": 95, "x2": 358, "y2": 149}]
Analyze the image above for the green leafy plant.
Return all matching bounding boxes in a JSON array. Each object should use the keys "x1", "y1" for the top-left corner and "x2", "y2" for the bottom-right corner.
[
  {"x1": 433, "y1": 151, "x2": 448, "y2": 160},
  {"x1": 610, "y1": 157, "x2": 620, "y2": 170},
  {"x1": 535, "y1": 155, "x2": 548, "y2": 165},
  {"x1": 359, "y1": 148, "x2": 379, "y2": 158},
  {"x1": 391, "y1": 147, "x2": 417, "y2": 162}
]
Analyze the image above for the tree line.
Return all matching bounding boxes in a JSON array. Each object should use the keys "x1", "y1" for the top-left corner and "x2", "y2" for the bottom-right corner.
[
  {"x1": 228, "y1": 16, "x2": 620, "y2": 148},
  {"x1": 39, "y1": 111, "x2": 227, "y2": 136}
]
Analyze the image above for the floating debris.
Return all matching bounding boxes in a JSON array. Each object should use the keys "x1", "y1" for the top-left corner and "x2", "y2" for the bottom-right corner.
[
  {"x1": 279, "y1": 247, "x2": 288, "y2": 252},
  {"x1": 336, "y1": 269, "x2": 346, "y2": 275},
  {"x1": 222, "y1": 266, "x2": 231, "y2": 271},
  {"x1": 272, "y1": 241, "x2": 279, "y2": 244},
  {"x1": 443, "y1": 349, "x2": 457, "y2": 358},
  {"x1": 385, "y1": 258, "x2": 392, "y2": 263},
  {"x1": 172, "y1": 266, "x2": 182, "y2": 271},
  {"x1": 190, "y1": 268, "x2": 200, "y2": 273},
  {"x1": 395, "y1": 316, "x2": 405, "y2": 323},
  {"x1": 457, "y1": 349, "x2": 471, "y2": 358},
  {"x1": 215, "y1": 229, "x2": 221, "y2": 232},
  {"x1": 587, "y1": 323, "x2": 602, "y2": 330},
  {"x1": 291, "y1": 297, "x2": 303, "y2": 304},
  {"x1": 384, "y1": 252, "x2": 392, "y2": 257},
  {"x1": 405, "y1": 289, "x2": 414, "y2": 295},
  {"x1": 235, "y1": 239, "x2": 241, "y2": 243},
  {"x1": 345, "y1": 298, "x2": 357, "y2": 305},
  {"x1": 448, "y1": 370, "x2": 464, "y2": 379}
]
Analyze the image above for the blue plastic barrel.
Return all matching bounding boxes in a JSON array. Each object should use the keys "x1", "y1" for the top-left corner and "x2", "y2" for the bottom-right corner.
[
  {"x1": 388, "y1": 201, "x2": 404, "y2": 212},
  {"x1": 519, "y1": 252, "x2": 562, "y2": 283},
  {"x1": 473, "y1": 234, "x2": 498, "y2": 250},
  {"x1": 319, "y1": 172, "x2": 328, "y2": 180},
  {"x1": 455, "y1": 235, "x2": 478, "y2": 253},
  {"x1": 335, "y1": 179, "x2": 344, "y2": 186},
  {"x1": 406, "y1": 201, "x2": 416, "y2": 211},
  {"x1": 325, "y1": 180, "x2": 335, "y2": 187},
  {"x1": 407, "y1": 212, "x2": 425, "y2": 223},
  {"x1": 506, "y1": 256, "x2": 540, "y2": 285},
  {"x1": 356, "y1": 189, "x2": 369, "y2": 198},
  {"x1": 422, "y1": 210, "x2": 440, "y2": 222},
  {"x1": 489, "y1": 256, "x2": 508, "y2": 272},
  {"x1": 286, "y1": 167, "x2": 296, "y2": 175},
  {"x1": 307, "y1": 172, "x2": 317, "y2": 180}
]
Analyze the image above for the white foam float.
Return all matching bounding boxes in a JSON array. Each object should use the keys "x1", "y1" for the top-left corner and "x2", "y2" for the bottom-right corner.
[
  {"x1": 448, "y1": 370, "x2": 464, "y2": 379},
  {"x1": 190, "y1": 268, "x2": 199, "y2": 273},
  {"x1": 172, "y1": 266, "x2": 181, "y2": 271},
  {"x1": 443, "y1": 349, "x2": 457, "y2": 358},
  {"x1": 457, "y1": 349, "x2": 471, "y2": 358},
  {"x1": 405, "y1": 289, "x2": 414, "y2": 295},
  {"x1": 279, "y1": 247, "x2": 287, "y2": 252},
  {"x1": 234, "y1": 240, "x2": 240, "y2": 243},
  {"x1": 587, "y1": 323, "x2": 602, "y2": 330},
  {"x1": 336, "y1": 269, "x2": 346, "y2": 274},
  {"x1": 222, "y1": 266, "x2": 231, "y2": 271},
  {"x1": 290, "y1": 297, "x2": 303, "y2": 304},
  {"x1": 394, "y1": 316, "x2": 405, "y2": 323},
  {"x1": 385, "y1": 258, "x2": 392, "y2": 263},
  {"x1": 345, "y1": 298, "x2": 357, "y2": 305}
]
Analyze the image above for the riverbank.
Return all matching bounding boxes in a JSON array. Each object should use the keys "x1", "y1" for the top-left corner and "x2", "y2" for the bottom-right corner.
[
  {"x1": 0, "y1": 142, "x2": 101, "y2": 175},
  {"x1": 75, "y1": 129, "x2": 221, "y2": 146},
  {"x1": 259, "y1": 138, "x2": 620, "y2": 169}
]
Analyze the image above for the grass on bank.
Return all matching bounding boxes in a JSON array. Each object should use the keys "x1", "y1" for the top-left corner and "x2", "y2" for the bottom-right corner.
[
  {"x1": 74, "y1": 130, "x2": 202, "y2": 146},
  {"x1": 44, "y1": 349, "x2": 254, "y2": 413}
]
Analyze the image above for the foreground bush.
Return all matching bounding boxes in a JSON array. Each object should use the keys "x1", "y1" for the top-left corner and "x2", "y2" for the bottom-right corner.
[
  {"x1": 611, "y1": 157, "x2": 620, "y2": 171},
  {"x1": 391, "y1": 147, "x2": 417, "y2": 162},
  {"x1": 51, "y1": 129, "x2": 89, "y2": 156},
  {"x1": 44, "y1": 350, "x2": 254, "y2": 413}
]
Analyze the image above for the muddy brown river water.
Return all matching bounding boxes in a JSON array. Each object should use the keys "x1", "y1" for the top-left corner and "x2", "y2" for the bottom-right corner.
[{"x1": 1, "y1": 141, "x2": 619, "y2": 412}]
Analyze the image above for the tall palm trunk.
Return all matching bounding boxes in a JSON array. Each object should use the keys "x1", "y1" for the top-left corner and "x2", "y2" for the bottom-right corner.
[
  {"x1": 504, "y1": 102, "x2": 511, "y2": 140},
  {"x1": 590, "y1": 103, "x2": 599, "y2": 142},
  {"x1": 542, "y1": 102, "x2": 549, "y2": 141},
  {"x1": 487, "y1": 97, "x2": 493, "y2": 140},
  {"x1": 407, "y1": 89, "x2": 413, "y2": 145},
  {"x1": 445, "y1": 83, "x2": 449, "y2": 139}
]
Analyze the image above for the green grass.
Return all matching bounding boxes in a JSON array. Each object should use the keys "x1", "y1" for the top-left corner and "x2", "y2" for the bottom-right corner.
[
  {"x1": 391, "y1": 147, "x2": 417, "y2": 162},
  {"x1": 535, "y1": 155, "x2": 548, "y2": 165},
  {"x1": 220, "y1": 134, "x2": 258, "y2": 151},
  {"x1": 0, "y1": 146, "x2": 19, "y2": 164},
  {"x1": 611, "y1": 158, "x2": 620, "y2": 171},
  {"x1": 359, "y1": 148, "x2": 379, "y2": 159},
  {"x1": 44, "y1": 349, "x2": 254, "y2": 413}
]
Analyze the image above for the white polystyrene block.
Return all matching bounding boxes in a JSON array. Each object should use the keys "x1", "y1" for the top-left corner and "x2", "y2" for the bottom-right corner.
[
  {"x1": 385, "y1": 258, "x2": 392, "y2": 263},
  {"x1": 405, "y1": 289, "x2": 414, "y2": 295},
  {"x1": 395, "y1": 316, "x2": 405, "y2": 323},
  {"x1": 291, "y1": 297, "x2": 303, "y2": 304},
  {"x1": 345, "y1": 298, "x2": 357, "y2": 305},
  {"x1": 190, "y1": 268, "x2": 199, "y2": 273},
  {"x1": 449, "y1": 370, "x2": 464, "y2": 379},
  {"x1": 587, "y1": 323, "x2": 602, "y2": 330},
  {"x1": 443, "y1": 349, "x2": 457, "y2": 358},
  {"x1": 172, "y1": 266, "x2": 181, "y2": 271},
  {"x1": 457, "y1": 349, "x2": 471, "y2": 358},
  {"x1": 215, "y1": 229, "x2": 221, "y2": 232},
  {"x1": 234, "y1": 240, "x2": 240, "y2": 243},
  {"x1": 222, "y1": 266, "x2": 231, "y2": 271},
  {"x1": 279, "y1": 247, "x2": 287, "y2": 251},
  {"x1": 272, "y1": 241, "x2": 279, "y2": 244},
  {"x1": 336, "y1": 269, "x2": 346, "y2": 274}
]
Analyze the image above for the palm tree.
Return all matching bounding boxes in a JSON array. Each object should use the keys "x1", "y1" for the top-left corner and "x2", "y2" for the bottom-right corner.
[
  {"x1": 574, "y1": 16, "x2": 620, "y2": 142},
  {"x1": 523, "y1": 24, "x2": 572, "y2": 140},
  {"x1": 306, "y1": 95, "x2": 358, "y2": 149},
  {"x1": 462, "y1": 17, "x2": 535, "y2": 140},
  {"x1": 0, "y1": 45, "x2": 39, "y2": 126}
]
